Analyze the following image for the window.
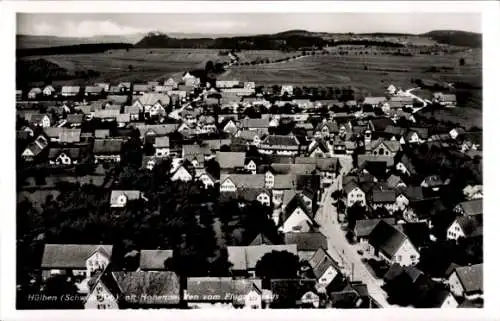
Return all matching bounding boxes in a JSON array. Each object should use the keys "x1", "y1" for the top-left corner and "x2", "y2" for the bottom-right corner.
[
  {"x1": 97, "y1": 303, "x2": 107, "y2": 309},
  {"x1": 455, "y1": 226, "x2": 460, "y2": 231},
  {"x1": 410, "y1": 255, "x2": 416, "y2": 259},
  {"x1": 379, "y1": 148, "x2": 384, "y2": 155},
  {"x1": 397, "y1": 255, "x2": 402, "y2": 261}
]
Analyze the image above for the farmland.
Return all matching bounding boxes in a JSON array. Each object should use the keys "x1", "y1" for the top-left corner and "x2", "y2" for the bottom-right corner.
[
  {"x1": 223, "y1": 52, "x2": 481, "y2": 92},
  {"x1": 20, "y1": 48, "x2": 231, "y2": 85},
  {"x1": 416, "y1": 107, "x2": 483, "y2": 129}
]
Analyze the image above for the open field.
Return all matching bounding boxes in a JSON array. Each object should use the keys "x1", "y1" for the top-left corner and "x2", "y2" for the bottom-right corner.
[
  {"x1": 416, "y1": 107, "x2": 482, "y2": 129},
  {"x1": 21, "y1": 48, "x2": 231, "y2": 84},
  {"x1": 234, "y1": 50, "x2": 300, "y2": 63},
  {"x1": 222, "y1": 53, "x2": 482, "y2": 106}
]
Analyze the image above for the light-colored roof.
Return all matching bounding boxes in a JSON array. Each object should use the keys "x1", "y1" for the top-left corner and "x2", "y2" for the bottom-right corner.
[
  {"x1": 41, "y1": 244, "x2": 112, "y2": 268},
  {"x1": 227, "y1": 244, "x2": 298, "y2": 270},
  {"x1": 136, "y1": 93, "x2": 170, "y2": 106},
  {"x1": 139, "y1": 249, "x2": 174, "y2": 270},
  {"x1": 220, "y1": 174, "x2": 265, "y2": 189},
  {"x1": 216, "y1": 151, "x2": 245, "y2": 169},
  {"x1": 110, "y1": 190, "x2": 142, "y2": 207}
]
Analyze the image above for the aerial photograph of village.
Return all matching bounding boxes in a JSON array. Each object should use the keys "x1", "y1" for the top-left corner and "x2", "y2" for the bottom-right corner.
[{"x1": 14, "y1": 11, "x2": 483, "y2": 309}]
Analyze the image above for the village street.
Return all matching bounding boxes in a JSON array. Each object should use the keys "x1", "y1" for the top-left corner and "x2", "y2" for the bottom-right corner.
[{"x1": 315, "y1": 179, "x2": 394, "y2": 308}]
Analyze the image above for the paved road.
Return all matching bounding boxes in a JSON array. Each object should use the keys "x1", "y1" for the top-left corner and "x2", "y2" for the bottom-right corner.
[{"x1": 316, "y1": 181, "x2": 394, "y2": 308}]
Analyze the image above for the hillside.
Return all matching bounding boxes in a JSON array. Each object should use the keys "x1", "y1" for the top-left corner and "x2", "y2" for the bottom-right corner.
[
  {"x1": 17, "y1": 43, "x2": 134, "y2": 57},
  {"x1": 17, "y1": 34, "x2": 143, "y2": 49},
  {"x1": 422, "y1": 30, "x2": 482, "y2": 48}
]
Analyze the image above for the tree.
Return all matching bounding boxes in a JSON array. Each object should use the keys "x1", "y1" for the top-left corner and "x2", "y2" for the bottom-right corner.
[
  {"x1": 120, "y1": 129, "x2": 143, "y2": 168},
  {"x1": 346, "y1": 202, "x2": 366, "y2": 230},
  {"x1": 205, "y1": 60, "x2": 214, "y2": 72},
  {"x1": 128, "y1": 64, "x2": 133, "y2": 71},
  {"x1": 459, "y1": 58, "x2": 465, "y2": 66},
  {"x1": 42, "y1": 274, "x2": 83, "y2": 309},
  {"x1": 255, "y1": 250, "x2": 300, "y2": 281}
]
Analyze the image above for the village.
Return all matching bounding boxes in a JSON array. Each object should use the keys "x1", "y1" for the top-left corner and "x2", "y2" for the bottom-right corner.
[{"x1": 16, "y1": 70, "x2": 483, "y2": 309}]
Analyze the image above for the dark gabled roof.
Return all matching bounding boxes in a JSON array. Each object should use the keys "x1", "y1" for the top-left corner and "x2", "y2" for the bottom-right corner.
[
  {"x1": 48, "y1": 147, "x2": 83, "y2": 160},
  {"x1": 240, "y1": 118, "x2": 269, "y2": 128},
  {"x1": 296, "y1": 174, "x2": 321, "y2": 192},
  {"x1": 395, "y1": 222, "x2": 430, "y2": 249},
  {"x1": 383, "y1": 263, "x2": 423, "y2": 283},
  {"x1": 453, "y1": 264, "x2": 483, "y2": 294},
  {"x1": 368, "y1": 221, "x2": 408, "y2": 258},
  {"x1": 309, "y1": 139, "x2": 330, "y2": 154},
  {"x1": 283, "y1": 194, "x2": 313, "y2": 221},
  {"x1": 227, "y1": 245, "x2": 298, "y2": 270},
  {"x1": 398, "y1": 154, "x2": 417, "y2": 175},
  {"x1": 354, "y1": 218, "x2": 396, "y2": 238},
  {"x1": 139, "y1": 249, "x2": 174, "y2": 270},
  {"x1": 108, "y1": 95, "x2": 128, "y2": 105},
  {"x1": 93, "y1": 139, "x2": 123, "y2": 154},
  {"x1": 358, "y1": 154, "x2": 394, "y2": 167},
  {"x1": 85, "y1": 85, "x2": 102, "y2": 94},
  {"x1": 410, "y1": 197, "x2": 446, "y2": 219},
  {"x1": 360, "y1": 161, "x2": 388, "y2": 180},
  {"x1": 133, "y1": 84, "x2": 150, "y2": 92},
  {"x1": 456, "y1": 215, "x2": 483, "y2": 237},
  {"x1": 370, "y1": 118, "x2": 394, "y2": 132},
  {"x1": 371, "y1": 190, "x2": 396, "y2": 203},
  {"x1": 456, "y1": 199, "x2": 482, "y2": 216},
  {"x1": 113, "y1": 271, "x2": 181, "y2": 305},
  {"x1": 41, "y1": 244, "x2": 112, "y2": 269},
  {"x1": 284, "y1": 232, "x2": 327, "y2": 252},
  {"x1": 409, "y1": 127, "x2": 430, "y2": 139},
  {"x1": 294, "y1": 156, "x2": 340, "y2": 172},
  {"x1": 249, "y1": 233, "x2": 276, "y2": 246},
  {"x1": 308, "y1": 248, "x2": 340, "y2": 280},
  {"x1": 383, "y1": 125, "x2": 405, "y2": 136},
  {"x1": 261, "y1": 134, "x2": 300, "y2": 147}
]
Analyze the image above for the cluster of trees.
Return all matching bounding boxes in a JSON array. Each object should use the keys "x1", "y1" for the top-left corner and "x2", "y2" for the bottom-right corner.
[{"x1": 16, "y1": 58, "x2": 102, "y2": 87}]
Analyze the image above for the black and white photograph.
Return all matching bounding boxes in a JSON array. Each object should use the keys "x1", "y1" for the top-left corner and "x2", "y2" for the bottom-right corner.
[{"x1": 1, "y1": 1, "x2": 499, "y2": 319}]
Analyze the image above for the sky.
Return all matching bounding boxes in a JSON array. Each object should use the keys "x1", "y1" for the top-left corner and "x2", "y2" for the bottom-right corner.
[{"x1": 17, "y1": 13, "x2": 482, "y2": 38}]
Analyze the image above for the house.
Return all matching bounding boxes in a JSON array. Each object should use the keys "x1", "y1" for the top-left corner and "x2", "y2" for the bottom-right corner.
[
  {"x1": 447, "y1": 264, "x2": 483, "y2": 299},
  {"x1": 28, "y1": 113, "x2": 52, "y2": 128},
  {"x1": 244, "y1": 159, "x2": 258, "y2": 174},
  {"x1": 94, "y1": 109, "x2": 120, "y2": 121},
  {"x1": 84, "y1": 86, "x2": 102, "y2": 97},
  {"x1": 415, "y1": 287, "x2": 459, "y2": 308},
  {"x1": 57, "y1": 128, "x2": 81, "y2": 144},
  {"x1": 280, "y1": 85, "x2": 293, "y2": 96},
  {"x1": 308, "y1": 139, "x2": 332, "y2": 158},
  {"x1": 240, "y1": 118, "x2": 270, "y2": 131},
  {"x1": 369, "y1": 139, "x2": 401, "y2": 157},
  {"x1": 421, "y1": 175, "x2": 449, "y2": 192},
  {"x1": 357, "y1": 154, "x2": 395, "y2": 168},
  {"x1": 284, "y1": 232, "x2": 327, "y2": 261},
  {"x1": 353, "y1": 218, "x2": 396, "y2": 244},
  {"x1": 227, "y1": 244, "x2": 298, "y2": 276},
  {"x1": 66, "y1": 114, "x2": 84, "y2": 127},
  {"x1": 197, "y1": 170, "x2": 217, "y2": 189},
  {"x1": 446, "y1": 215, "x2": 483, "y2": 241},
  {"x1": 134, "y1": 124, "x2": 179, "y2": 142},
  {"x1": 123, "y1": 105, "x2": 140, "y2": 121},
  {"x1": 132, "y1": 83, "x2": 150, "y2": 95},
  {"x1": 62, "y1": 86, "x2": 81, "y2": 97},
  {"x1": 215, "y1": 151, "x2": 246, "y2": 171},
  {"x1": 48, "y1": 147, "x2": 84, "y2": 165},
  {"x1": 363, "y1": 96, "x2": 386, "y2": 108},
  {"x1": 367, "y1": 220, "x2": 420, "y2": 266},
  {"x1": 110, "y1": 190, "x2": 144, "y2": 208},
  {"x1": 453, "y1": 199, "x2": 482, "y2": 216},
  {"x1": 371, "y1": 190, "x2": 397, "y2": 214},
  {"x1": 395, "y1": 186, "x2": 424, "y2": 213},
  {"x1": 28, "y1": 87, "x2": 42, "y2": 99},
  {"x1": 164, "y1": 77, "x2": 178, "y2": 90},
  {"x1": 184, "y1": 277, "x2": 263, "y2": 309},
  {"x1": 449, "y1": 127, "x2": 466, "y2": 140},
  {"x1": 220, "y1": 174, "x2": 266, "y2": 192},
  {"x1": 182, "y1": 72, "x2": 200, "y2": 87},
  {"x1": 269, "y1": 279, "x2": 320, "y2": 308},
  {"x1": 258, "y1": 134, "x2": 300, "y2": 156},
  {"x1": 307, "y1": 248, "x2": 341, "y2": 288},
  {"x1": 118, "y1": 82, "x2": 131, "y2": 91},
  {"x1": 153, "y1": 136, "x2": 170, "y2": 157},
  {"x1": 280, "y1": 194, "x2": 318, "y2": 233},
  {"x1": 95, "y1": 129, "x2": 110, "y2": 139},
  {"x1": 433, "y1": 92, "x2": 457, "y2": 107},
  {"x1": 132, "y1": 93, "x2": 170, "y2": 116},
  {"x1": 42, "y1": 85, "x2": 56, "y2": 96},
  {"x1": 138, "y1": 249, "x2": 174, "y2": 271},
  {"x1": 313, "y1": 120, "x2": 339, "y2": 139},
  {"x1": 249, "y1": 233, "x2": 276, "y2": 246},
  {"x1": 236, "y1": 130, "x2": 262, "y2": 145},
  {"x1": 329, "y1": 281, "x2": 373, "y2": 308},
  {"x1": 93, "y1": 139, "x2": 123, "y2": 162},
  {"x1": 222, "y1": 119, "x2": 238, "y2": 135},
  {"x1": 395, "y1": 154, "x2": 417, "y2": 176},
  {"x1": 171, "y1": 163, "x2": 193, "y2": 182},
  {"x1": 21, "y1": 135, "x2": 49, "y2": 161},
  {"x1": 344, "y1": 181, "x2": 366, "y2": 207},
  {"x1": 294, "y1": 156, "x2": 341, "y2": 188},
  {"x1": 95, "y1": 83, "x2": 110, "y2": 92},
  {"x1": 85, "y1": 270, "x2": 180, "y2": 309},
  {"x1": 234, "y1": 188, "x2": 272, "y2": 207},
  {"x1": 41, "y1": 244, "x2": 112, "y2": 280}
]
